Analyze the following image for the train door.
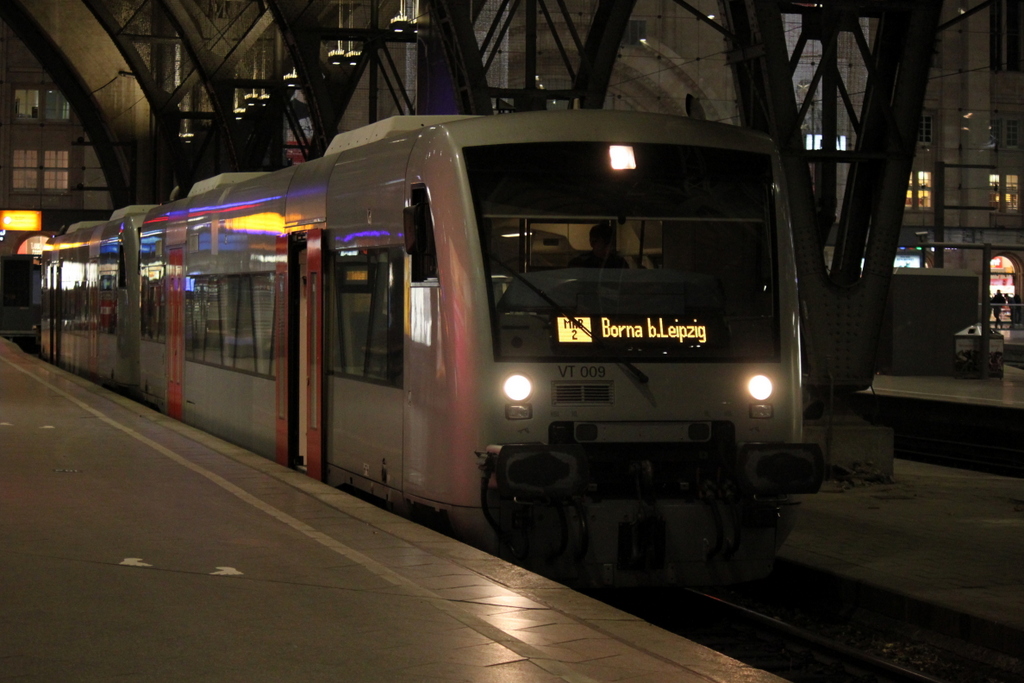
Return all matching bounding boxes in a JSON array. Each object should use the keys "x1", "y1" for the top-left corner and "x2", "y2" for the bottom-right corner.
[
  {"x1": 274, "y1": 235, "x2": 294, "y2": 468},
  {"x1": 273, "y1": 230, "x2": 322, "y2": 478},
  {"x1": 305, "y1": 230, "x2": 325, "y2": 480},
  {"x1": 166, "y1": 247, "x2": 185, "y2": 420},
  {"x1": 88, "y1": 257, "x2": 99, "y2": 379},
  {"x1": 46, "y1": 259, "x2": 61, "y2": 365},
  {"x1": 320, "y1": 242, "x2": 405, "y2": 498}
]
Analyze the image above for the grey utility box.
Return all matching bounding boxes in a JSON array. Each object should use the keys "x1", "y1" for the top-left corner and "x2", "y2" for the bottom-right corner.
[{"x1": 876, "y1": 268, "x2": 978, "y2": 376}]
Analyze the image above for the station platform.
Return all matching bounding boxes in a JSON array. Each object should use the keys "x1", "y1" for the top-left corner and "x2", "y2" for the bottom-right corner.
[
  {"x1": 870, "y1": 328, "x2": 1024, "y2": 409},
  {"x1": 0, "y1": 338, "x2": 784, "y2": 683},
  {"x1": 781, "y1": 346, "x2": 1024, "y2": 665},
  {"x1": 777, "y1": 460, "x2": 1024, "y2": 663}
]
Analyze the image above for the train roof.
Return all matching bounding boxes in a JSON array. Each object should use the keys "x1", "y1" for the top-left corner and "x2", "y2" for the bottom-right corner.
[
  {"x1": 64, "y1": 221, "x2": 106, "y2": 235},
  {"x1": 324, "y1": 115, "x2": 476, "y2": 155},
  {"x1": 110, "y1": 205, "x2": 158, "y2": 220},
  {"x1": 188, "y1": 172, "x2": 268, "y2": 197}
]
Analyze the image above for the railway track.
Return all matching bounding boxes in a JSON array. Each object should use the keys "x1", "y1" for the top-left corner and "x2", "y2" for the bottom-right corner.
[
  {"x1": 679, "y1": 590, "x2": 954, "y2": 683},
  {"x1": 595, "y1": 588, "x2": 959, "y2": 683}
]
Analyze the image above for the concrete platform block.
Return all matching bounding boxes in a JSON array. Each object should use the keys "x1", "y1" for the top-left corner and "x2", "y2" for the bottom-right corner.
[{"x1": 804, "y1": 421, "x2": 894, "y2": 478}]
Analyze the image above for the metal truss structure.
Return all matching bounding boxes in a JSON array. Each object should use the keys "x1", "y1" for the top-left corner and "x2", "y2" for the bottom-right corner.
[
  {"x1": 6, "y1": 0, "x2": 420, "y2": 197},
  {"x1": 3, "y1": 0, "x2": 953, "y2": 392},
  {"x1": 427, "y1": 0, "x2": 637, "y2": 114},
  {"x1": 718, "y1": 0, "x2": 944, "y2": 392}
]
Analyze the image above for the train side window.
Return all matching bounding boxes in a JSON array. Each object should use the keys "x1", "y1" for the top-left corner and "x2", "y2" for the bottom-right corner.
[
  {"x1": 331, "y1": 248, "x2": 402, "y2": 386},
  {"x1": 117, "y1": 244, "x2": 127, "y2": 289},
  {"x1": 223, "y1": 274, "x2": 274, "y2": 375},
  {"x1": 141, "y1": 268, "x2": 165, "y2": 341},
  {"x1": 203, "y1": 276, "x2": 225, "y2": 364},
  {"x1": 404, "y1": 186, "x2": 437, "y2": 282},
  {"x1": 185, "y1": 272, "x2": 276, "y2": 377},
  {"x1": 252, "y1": 274, "x2": 276, "y2": 376}
]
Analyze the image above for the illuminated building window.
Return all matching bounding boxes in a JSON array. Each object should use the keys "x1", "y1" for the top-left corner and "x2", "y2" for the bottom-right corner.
[
  {"x1": 12, "y1": 150, "x2": 38, "y2": 190},
  {"x1": 906, "y1": 171, "x2": 932, "y2": 209},
  {"x1": 14, "y1": 89, "x2": 39, "y2": 118},
  {"x1": 1006, "y1": 174, "x2": 1019, "y2": 211},
  {"x1": 990, "y1": 173, "x2": 1020, "y2": 212},
  {"x1": 916, "y1": 171, "x2": 932, "y2": 208},
  {"x1": 43, "y1": 150, "x2": 69, "y2": 191}
]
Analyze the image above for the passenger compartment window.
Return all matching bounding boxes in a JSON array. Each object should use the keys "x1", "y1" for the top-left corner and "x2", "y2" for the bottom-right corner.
[
  {"x1": 330, "y1": 248, "x2": 403, "y2": 386},
  {"x1": 98, "y1": 239, "x2": 118, "y2": 334},
  {"x1": 185, "y1": 272, "x2": 276, "y2": 377},
  {"x1": 140, "y1": 230, "x2": 166, "y2": 342}
]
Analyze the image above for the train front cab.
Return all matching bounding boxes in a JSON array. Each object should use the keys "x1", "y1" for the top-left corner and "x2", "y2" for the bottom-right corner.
[{"x1": 400, "y1": 112, "x2": 825, "y2": 586}]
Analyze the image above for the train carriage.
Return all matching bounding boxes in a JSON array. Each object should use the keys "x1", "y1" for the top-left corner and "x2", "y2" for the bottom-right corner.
[
  {"x1": 42, "y1": 111, "x2": 822, "y2": 587},
  {"x1": 42, "y1": 207, "x2": 152, "y2": 391}
]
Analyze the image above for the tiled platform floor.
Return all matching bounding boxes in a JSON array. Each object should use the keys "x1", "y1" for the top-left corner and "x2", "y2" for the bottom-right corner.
[{"x1": 0, "y1": 339, "x2": 782, "y2": 683}]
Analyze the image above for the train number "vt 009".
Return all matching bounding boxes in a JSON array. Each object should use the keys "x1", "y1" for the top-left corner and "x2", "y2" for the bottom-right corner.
[{"x1": 558, "y1": 365, "x2": 606, "y2": 378}]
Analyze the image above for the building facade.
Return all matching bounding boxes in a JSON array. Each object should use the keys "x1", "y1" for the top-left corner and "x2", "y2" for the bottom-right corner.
[
  {"x1": 0, "y1": 19, "x2": 110, "y2": 256},
  {"x1": 903, "y1": 3, "x2": 1024, "y2": 300}
]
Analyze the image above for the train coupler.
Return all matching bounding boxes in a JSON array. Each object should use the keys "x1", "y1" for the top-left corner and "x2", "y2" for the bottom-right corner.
[
  {"x1": 735, "y1": 443, "x2": 824, "y2": 495},
  {"x1": 484, "y1": 443, "x2": 588, "y2": 501}
]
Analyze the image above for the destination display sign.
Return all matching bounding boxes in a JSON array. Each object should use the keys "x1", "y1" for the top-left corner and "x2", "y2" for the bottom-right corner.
[{"x1": 556, "y1": 316, "x2": 709, "y2": 346}]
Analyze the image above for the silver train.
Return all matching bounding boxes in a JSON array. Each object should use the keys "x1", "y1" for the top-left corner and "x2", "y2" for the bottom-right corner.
[{"x1": 41, "y1": 111, "x2": 823, "y2": 587}]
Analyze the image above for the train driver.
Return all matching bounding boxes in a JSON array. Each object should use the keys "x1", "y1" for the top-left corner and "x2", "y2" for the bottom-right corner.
[{"x1": 569, "y1": 222, "x2": 629, "y2": 268}]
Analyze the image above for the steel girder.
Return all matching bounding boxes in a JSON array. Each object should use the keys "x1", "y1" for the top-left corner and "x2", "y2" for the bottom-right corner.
[
  {"x1": 78, "y1": 0, "x2": 302, "y2": 194},
  {"x1": 721, "y1": 0, "x2": 943, "y2": 392},
  {"x1": 75, "y1": 0, "x2": 418, "y2": 193},
  {"x1": 428, "y1": 0, "x2": 637, "y2": 114},
  {"x1": 10, "y1": 0, "x2": 636, "y2": 197},
  {"x1": 1, "y1": 1, "x2": 133, "y2": 207},
  {"x1": 266, "y1": 0, "x2": 419, "y2": 158}
]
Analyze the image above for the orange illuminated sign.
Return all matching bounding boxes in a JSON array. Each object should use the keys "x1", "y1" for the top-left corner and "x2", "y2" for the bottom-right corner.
[{"x1": 1, "y1": 210, "x2": 42, "y2": 231}]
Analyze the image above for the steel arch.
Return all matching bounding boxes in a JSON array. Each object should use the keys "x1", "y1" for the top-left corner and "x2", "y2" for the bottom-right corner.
[{"x1": 1, "y1": 0, "x2": 133, "y2": 207}]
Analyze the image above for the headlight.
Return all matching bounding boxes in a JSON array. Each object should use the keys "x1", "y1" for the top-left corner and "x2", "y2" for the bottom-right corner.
[
  {"x1": 503, "y1": 374, "x2": 533, "y2": 402},
  {"x1": 748, "y1": 375, "x2": 773, "y2": 401}
]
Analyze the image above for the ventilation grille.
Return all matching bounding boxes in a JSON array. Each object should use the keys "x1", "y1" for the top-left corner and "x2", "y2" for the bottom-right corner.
[{"x1": 552, "y1": 382, "x2": 614, "y2": 405}]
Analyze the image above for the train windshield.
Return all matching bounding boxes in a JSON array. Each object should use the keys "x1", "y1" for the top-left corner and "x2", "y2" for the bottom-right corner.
[{"x1": 465, "y1": 141, "x2": 779, "y2": 361}]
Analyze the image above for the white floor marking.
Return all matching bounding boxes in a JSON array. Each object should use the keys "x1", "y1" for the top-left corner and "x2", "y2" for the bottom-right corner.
[
  {"x1": 210, "y1": 567, "x2": 243, "y2": 576},
  {"x1": 120, "y1": 558, "x2": 153, "y2": 567}
]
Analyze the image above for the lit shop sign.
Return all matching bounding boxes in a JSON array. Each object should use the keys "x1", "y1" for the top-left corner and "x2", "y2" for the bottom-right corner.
[
  {"x1": 556, "y1": 316, "x2": 708, "y2": 345},
  {"x1": 1, "y1": 210, "x2": 42, "y2": 231}
]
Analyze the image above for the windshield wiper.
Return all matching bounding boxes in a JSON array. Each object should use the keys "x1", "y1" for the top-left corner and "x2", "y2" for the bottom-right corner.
[{"x1": 487, "y1": 255, "x2": 649, "y2": 384}]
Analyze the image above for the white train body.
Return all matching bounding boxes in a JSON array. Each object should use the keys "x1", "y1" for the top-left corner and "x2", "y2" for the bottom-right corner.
[{"x1": 42, "y1": 111, "x2": 822, "y2": 586}]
